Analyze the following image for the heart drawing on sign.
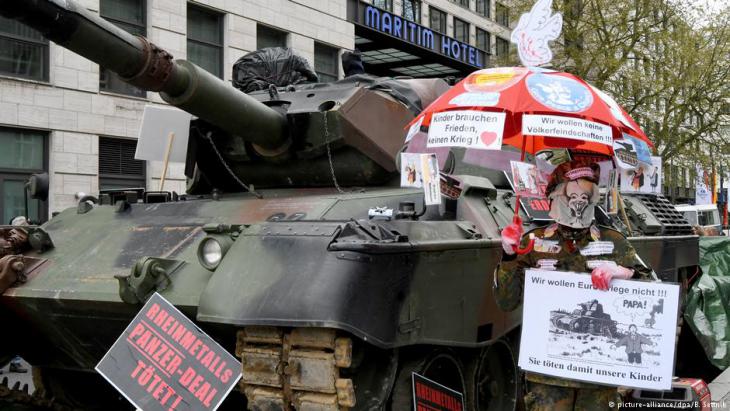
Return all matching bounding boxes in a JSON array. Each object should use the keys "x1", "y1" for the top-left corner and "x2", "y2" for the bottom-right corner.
[{"x1": 480, "y1": 131, "x2": 498, "y2": 146}]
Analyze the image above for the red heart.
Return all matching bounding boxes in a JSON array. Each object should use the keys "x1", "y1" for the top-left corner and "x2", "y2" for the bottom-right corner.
[{"x1": 480, "y1": 131, "x2": 498, "y2": 146}]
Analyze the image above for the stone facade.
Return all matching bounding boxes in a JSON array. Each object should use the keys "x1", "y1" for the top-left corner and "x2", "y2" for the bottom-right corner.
[{"x1": 0, "y1": 0, "x2": 509, "y2": 216}]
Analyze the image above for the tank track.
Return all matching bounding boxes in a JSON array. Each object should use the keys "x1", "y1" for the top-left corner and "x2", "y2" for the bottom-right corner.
[
  {"x1": 0, "y1": 375, "x2": 67, "y2": 411},
  {"x1": 236, "y1": 327, "x2": 356, "y2": 411}
]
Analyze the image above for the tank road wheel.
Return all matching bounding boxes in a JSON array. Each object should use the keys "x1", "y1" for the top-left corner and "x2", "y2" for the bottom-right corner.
[
  {"x1": 389, "y1": 348, "x2": 467, "y2": 411},
  {"x1": 465, "y1": 341, "x2": 517, "y2": 411}
]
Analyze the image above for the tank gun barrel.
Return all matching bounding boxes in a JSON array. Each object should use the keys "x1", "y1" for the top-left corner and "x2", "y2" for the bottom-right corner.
[{"x1": 0, "y1": 0, "x2": 288, "y2": 150}]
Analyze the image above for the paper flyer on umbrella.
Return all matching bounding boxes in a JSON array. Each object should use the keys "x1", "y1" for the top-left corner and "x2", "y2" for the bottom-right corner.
[
  {"x1": 421, "y1": 154, "x2": 441, "y2": 205},
  {"x1": 401, "y1": 153, "x2": 441, "y2": 205},
  {"x1": 605, "y1": 168, "x2": 619, "y2": 214},
  {"x1": 620, "y1": 156, "x2": 662, "y2": 194},
  {"x1": 613, "y1": 139, "x2": 639, "y2": 170},
  {"x1": 427, "y1": 110, "x2": 506, "y2": 150},
  {"x1": 400, "y1": 153, "x2": 423, "y2": 188},
  {"x1": 519, "y1": 270, "x2": 680, "y2": 391},
  {"x1": 510, "y1": 161, "x2": 548, "y2": 198}
]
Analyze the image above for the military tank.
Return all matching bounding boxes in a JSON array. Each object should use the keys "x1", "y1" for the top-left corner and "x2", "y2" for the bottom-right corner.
[
  {"x1": 0, "y1": 0, "x2": 699, "y2": 410},
  {"x1": 550, "y1": 300, "x2": 619, "y2": 338}
]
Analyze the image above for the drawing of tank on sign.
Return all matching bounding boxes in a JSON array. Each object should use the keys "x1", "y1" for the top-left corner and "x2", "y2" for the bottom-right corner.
[{"x1": 550, "y1": 300, "x2": 619, "y2": 338}]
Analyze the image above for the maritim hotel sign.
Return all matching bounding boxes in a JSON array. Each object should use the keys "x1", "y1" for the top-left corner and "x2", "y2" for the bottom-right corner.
[{"x1": 348, "y1": 0, "x2": 487, "y2": 69}]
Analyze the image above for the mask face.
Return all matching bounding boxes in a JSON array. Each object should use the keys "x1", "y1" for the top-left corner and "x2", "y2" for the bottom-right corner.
[{"x1": 549, "y1": 179, "x2": 599, "y2": 229}]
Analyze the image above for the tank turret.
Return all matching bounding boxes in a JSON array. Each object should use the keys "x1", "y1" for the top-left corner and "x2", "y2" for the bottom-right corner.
[{"x1": 1, "y1": 0, "x2": 448, "y2": 193}]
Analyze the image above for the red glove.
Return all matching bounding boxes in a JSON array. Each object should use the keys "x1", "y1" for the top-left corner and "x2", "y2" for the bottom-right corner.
[
  {"x1": 501, "y1": 216, "x2": 524, "y2": 255},
  {"x1": 591, "y1": 264, "x2": 633, "y2": 290}
]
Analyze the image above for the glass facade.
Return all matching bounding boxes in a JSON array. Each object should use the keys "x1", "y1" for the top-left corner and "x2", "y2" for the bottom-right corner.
[
  {"x1": 99, "y1": 0, "x2": 146, "y2": 97},
  {"x1": 476, "y1": 0, "x2": 490, "y2": 17},
  {"x1": 373, "y1": 0, "x2": 393, "y2": 11},
  {"x1": 496, "y1": 2, "x2": 509, "y2": 26},
  {"x1": 496, "y1": 37, "x2": 509, "y2": 56},
  {"x1": 315, "y1": 43, "x2": 339, "y2": 82},
  {"x1": 476, "y1": 28, "x2": 491, "y2": 53},
  {"x1": 98, "y1": 137, "x2": 146, "y2": 190},
  {"x1": 187, "y1": 4, "x2": 224, "y2": 79},
  {"x1": 429, "y1": 7, "x2": 447, "y2": 34},
  {"x1": 0, "y1": 16, "x2": 49, "y2": 81},
  {"x1": 257, "y1": 25, "x2": 288, "y2": 49},
  {"x1": 0, "y1": 127, "x2": 46, "y2": 224},
  {"x1": 453, "y1": 19, "x2": 469, "y2": 43},
  {"x1": 402, "y1": 0, "x2": 421, "y2": 23}
]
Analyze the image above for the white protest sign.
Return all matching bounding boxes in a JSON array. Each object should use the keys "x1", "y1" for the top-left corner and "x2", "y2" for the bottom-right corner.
[
  {"x1": 510, "y1": 161, "x2": 548, "y2": 198},
  {"x1": 400, "y1": 153, "x2": 423, "y2": 188},
  {"x1": 405, "y1": 117, "x2": 423, "y2": 143},
  {"x1": 510, "y1": 0, "x2": 563, "y2": 67},
  {"x1": 522, "y1": 114, "x2": 612, "y2": 145},
  {"x1": 135, "y1": 105, "x2": 192, "y2": 162},
  {"x1": 620, "y1": 156, "x2": 662, "y2": 194},
  {"x1": 613, "y1": 139, "x2": 639, "y2": 170},
  {"x1": 696, "y1": 164, "x2": 713, "y2": 205},
  {"x1": 519, "y1": 270, "x2": 680, "y2": 390},
  {"x1": 427, "y1": 110, "x2": 506, "y2": 150},
  {"x1": 421, "y1": 154, "x2": 441, "y2": 206}
]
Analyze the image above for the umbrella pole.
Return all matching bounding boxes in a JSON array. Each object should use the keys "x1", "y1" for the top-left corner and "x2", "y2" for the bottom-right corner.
[
  {"x1": 512, "y1": 135, "x2": 534, "y2": 255},
  {"x1": 617, "y1": 192, "x2": 633, "y2": 234}
]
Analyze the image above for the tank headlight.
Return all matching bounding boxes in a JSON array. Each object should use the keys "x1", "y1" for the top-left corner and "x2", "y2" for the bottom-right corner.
[{"x1": 197, "y1": 235, "x2": 233, "y2": 270}]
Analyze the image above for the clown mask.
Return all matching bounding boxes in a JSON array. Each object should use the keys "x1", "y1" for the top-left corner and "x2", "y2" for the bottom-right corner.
[{"x1": 548, "y1": 179, "x2": 600, "y2": 229}]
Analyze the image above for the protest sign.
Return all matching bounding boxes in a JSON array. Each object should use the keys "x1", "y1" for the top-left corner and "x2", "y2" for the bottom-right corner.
[
  {"x1": 522, "y1": 114, "x2": 612, "y2": 146},
  {"x1": 620, "y1": 157, "x2": 662, "y2": 194},
  {"x1": 96, "y1": 293, "x2": 241, "y2": 411},
  {"x1": 695, "y1": 164, "x2": 713, "y2": 205},
  {"x1": 510, "y1": 161, "x2": 548, "y2": 198},
  {"x1": 135, "y1": 106, "x2": 191, "y2": 163},
  {"x1": 405, "y1": 117, "x2": 423, "y2": 143},
  {"x1": 624, "y1": 134, "x2": 652, "y2": 165},
  {"x1": 421, "y1": 154, "x2": 441, "y2": 205},
  {"x1": 412, "y1": 373, "x2": 465, "y2": 411},
  {"x1": 400, "y1": 153, "x2": 441, "y2": 205},
  {"x1": 401, "y1": 153, "x2": 424, "y2": 188},
  {"x1": 519, "y1": 270, "x2": 680, "y2": 390},
  {"x1": 613, "y1": 139, "x2": 639, "y2": 170},
  {"x1": 427, "y1": 110, "x2": 506, "y2": 150}
]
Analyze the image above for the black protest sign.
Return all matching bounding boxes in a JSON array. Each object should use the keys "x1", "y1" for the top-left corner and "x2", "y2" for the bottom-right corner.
[
  {"x1": 96, "y1": 293, "x2": 241, "y2": 411},
  {"x1": 412, "y1": 372, "x2": 465, "y2": 411},
  {"x1": 520, "y1": 197, "x2": 552, "y2": 221}
]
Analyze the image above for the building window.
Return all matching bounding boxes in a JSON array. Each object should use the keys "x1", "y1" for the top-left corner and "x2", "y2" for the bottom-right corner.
[
  {"x1": 257, "y1": 25, "x2": 288, "y2": 50},
  {"x1": 429, "y1": 7, "x2": 447, "y2": 34},
  {"x1": 476, "y1": 0, "x2": 490, "y2": 17},
  {"x1": 496, "y1": 3, "x2": 509, "y2": 26},
  {"x1": 99, "y1": 137, "x2": 146, "y2": 190},
  {"x1": 453, "y1": 19, "x2": 469, "y2": 43},
  {"x1": 187, "y1": 4, "x2": 223, "y2": 79},
  {"x1": 314, "y1": 43, "x2": 339, "y2": 83},
  {"x1": 402, "y1": 0, "x2": 421, "y2": 23},
  {"x1": 0, "y1": 127, "x2": 47, "y2": 224},
  {"x1": 0, "y1": 16, "x2": 49, "y2": 81},
  {"x1": 99, "y1": 0, "x2": 146, "y2": 97},
  {"x1": 373, "y1": 0, "x2": 392, "y2": 11},
  {"x1": 476, "y1": 28, "x2": 491, "y2": 52},
  {"x1": 496, "y1": 37, "x2": 509, "y2": 56},
  {"x1": 451, "y1": 0, "x2": 469, "y2": 8}
]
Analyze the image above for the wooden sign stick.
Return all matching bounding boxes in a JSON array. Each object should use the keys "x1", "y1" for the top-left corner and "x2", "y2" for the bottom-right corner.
[{"x1": 159, "y1": 132, "x2": 175, "y2": 191}]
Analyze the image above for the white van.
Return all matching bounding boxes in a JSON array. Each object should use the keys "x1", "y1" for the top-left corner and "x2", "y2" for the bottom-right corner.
[{"x1": 675, "y1": 204, "x2": 722, "y2": 236}]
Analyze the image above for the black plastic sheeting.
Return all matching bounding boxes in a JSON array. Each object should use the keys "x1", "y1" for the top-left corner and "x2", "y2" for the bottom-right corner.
[
  {"x1": 232, "y1": 47, "x2": 318, "y2": 93},
  {"x1": 685, "y1": 237, "x2": 730, "y2": 369}
]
